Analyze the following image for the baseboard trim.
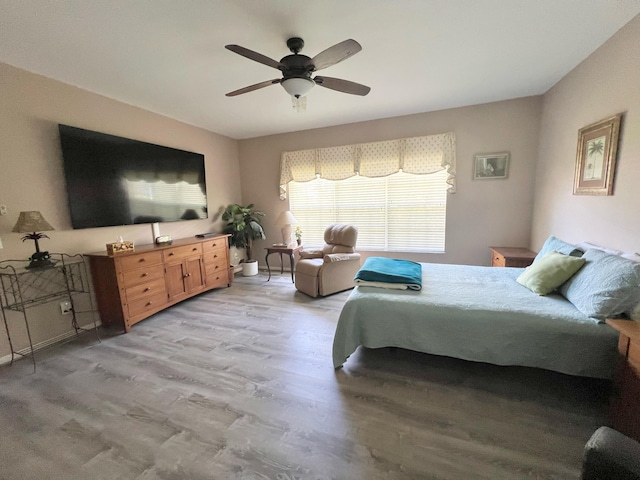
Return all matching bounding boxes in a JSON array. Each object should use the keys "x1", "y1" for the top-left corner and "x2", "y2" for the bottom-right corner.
[{"x1": 0, "y1": 321, "x2": 102, "y2": 366}]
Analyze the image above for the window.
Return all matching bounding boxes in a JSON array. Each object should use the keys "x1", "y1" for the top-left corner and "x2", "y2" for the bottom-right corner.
[{"x1": 289, "y1": 170, "x2": 448, "y2": 252}]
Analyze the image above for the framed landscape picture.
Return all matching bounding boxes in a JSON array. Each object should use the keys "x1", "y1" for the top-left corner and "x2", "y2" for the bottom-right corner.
[
  {"x1": 573, "y1": 114, "x2": 622, "y2": 196},
  {"x1": 473, "y1": 152, "x2": 509, "y2": 180}
]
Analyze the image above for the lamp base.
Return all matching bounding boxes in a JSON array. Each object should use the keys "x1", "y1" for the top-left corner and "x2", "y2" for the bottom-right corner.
[{"x1": 26, "y1": 251, "x2": 55, "y2": 269}]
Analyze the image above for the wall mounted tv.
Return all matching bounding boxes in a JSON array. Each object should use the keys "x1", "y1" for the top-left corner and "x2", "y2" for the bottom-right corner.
[{"x1": 59, "y1": 124, "x2": 208, "y2": 229}]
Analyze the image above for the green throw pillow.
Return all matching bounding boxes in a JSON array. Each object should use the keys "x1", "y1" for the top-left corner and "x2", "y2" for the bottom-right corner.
[{"x1": 517, "y1": 250, "x2": 586, "y2": 295}]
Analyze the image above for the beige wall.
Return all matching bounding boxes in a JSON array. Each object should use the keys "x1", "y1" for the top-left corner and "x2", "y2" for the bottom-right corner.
[
  {"x1": 0, "y1": 63, "x2": 242, "y2": 358},
  {"x1": 532, "y1": 15, "x2": 640, "y2": 253},
  {"x1": 239, "y1": 96, "x2": 542, "y2": 267}
]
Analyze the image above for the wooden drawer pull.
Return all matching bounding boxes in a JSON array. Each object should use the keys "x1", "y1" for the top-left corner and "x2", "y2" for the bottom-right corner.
[
  {"x1": 168, "y1": 252, "x2": 174, "y2": 256},
  {"x1": 142, "y1": 272, "x2": 148, "y2": 277},
  {"x1": 144, "y1": 287, "x2": 151, "y2": 292},
  {"x1": 139, "y1": 258, "x2": 145, "y2": 262},
  {"x1": 192, "y1": 247, "x2": 198, "y2": 251},
  {"x1": 146, "y1": 301, "x2": 153, "y2": 306}
]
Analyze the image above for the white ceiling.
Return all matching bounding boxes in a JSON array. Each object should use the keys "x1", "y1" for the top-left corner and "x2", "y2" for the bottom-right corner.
[{"x1": 1, "y1": 1, "x2": 639, "y2": 139}]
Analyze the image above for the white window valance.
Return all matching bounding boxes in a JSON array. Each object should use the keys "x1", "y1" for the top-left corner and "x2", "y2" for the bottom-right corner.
[{"x1": 279, "y1": 132, "x2": 456, "y2": 199}]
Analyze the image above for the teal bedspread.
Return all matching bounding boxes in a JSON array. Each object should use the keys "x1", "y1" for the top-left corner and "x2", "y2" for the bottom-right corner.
[
  {"x1": 333, "y1": 263, "x2": 619, "y2": 378},
  {"x1": 354, "y1": 257, "x2": 423, "y2": 290}
]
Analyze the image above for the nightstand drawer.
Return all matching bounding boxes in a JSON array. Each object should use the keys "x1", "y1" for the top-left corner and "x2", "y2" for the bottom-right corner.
[
  {"x1": 490, "y1": 247, "x2": 536, "y2": 268},
  {"x1": 492, "y1": 255, "x2": 506, "y2": 267}
]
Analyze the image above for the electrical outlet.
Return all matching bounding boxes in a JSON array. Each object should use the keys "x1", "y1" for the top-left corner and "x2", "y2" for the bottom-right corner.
[
  {"x1": 60, "y1": 301, "x2": 72, "y2": 315},
  {"x1": 0, "y1": 205, "x2": 7, "y2": 216}
]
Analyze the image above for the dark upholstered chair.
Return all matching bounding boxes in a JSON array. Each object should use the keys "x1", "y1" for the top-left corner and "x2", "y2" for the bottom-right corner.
[
  {"x1": 295, "y1": 224, "x2": 360, "y2": 298},
  {"x1": 581, "y1": 426, "x2": 640, "y2": 479}
]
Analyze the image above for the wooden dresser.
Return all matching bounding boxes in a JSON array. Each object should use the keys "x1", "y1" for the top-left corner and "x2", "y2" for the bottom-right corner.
[
  {"x1": 86, "y1": 235, "x2": 231, "y2": 332},
  {"x1": 490, "y1": 246, "x2": 536, "y2": 268},
  {"x1": 606, "y1": 319, "x2": 640, "y2": 441}
]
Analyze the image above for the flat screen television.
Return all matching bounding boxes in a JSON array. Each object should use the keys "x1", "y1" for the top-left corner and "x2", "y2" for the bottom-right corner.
[{"x1": 58, "y1": 124, "x2": 207, "y2": 229}]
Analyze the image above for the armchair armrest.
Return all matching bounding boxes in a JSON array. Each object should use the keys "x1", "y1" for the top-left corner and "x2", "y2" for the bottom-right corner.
[
  {"x1": 582, "y1": 427, "x2": 640, "y2": 480},
  {"x1": 324, "y1": 253, "x2": 361, "y2": 263},
  {"x1": 299, "y1": 249, "x2": 324, "y2": 259}
]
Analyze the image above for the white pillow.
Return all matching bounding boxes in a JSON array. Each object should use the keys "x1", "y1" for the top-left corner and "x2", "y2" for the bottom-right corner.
[{"x1": 575, "y1": 241, "x2": 623, "y2": 256}]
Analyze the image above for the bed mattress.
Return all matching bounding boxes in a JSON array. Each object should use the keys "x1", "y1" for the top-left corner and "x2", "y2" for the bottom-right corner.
[{"x1": 332, "y1": 263, "x2": 619, "y2": 378}]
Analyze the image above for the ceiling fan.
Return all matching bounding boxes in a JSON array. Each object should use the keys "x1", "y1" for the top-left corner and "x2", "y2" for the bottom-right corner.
[{"x1": 224, "y1": 37, "x2": 371, "y2": 102}]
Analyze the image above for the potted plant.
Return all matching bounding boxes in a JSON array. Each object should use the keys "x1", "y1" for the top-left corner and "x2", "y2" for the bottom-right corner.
[
  {"x1": 295, "y1": 226, "x2": 302, "y2": 246},
  {"x1": 222, "y1": 203, "x2": 266, "y2": 276}
]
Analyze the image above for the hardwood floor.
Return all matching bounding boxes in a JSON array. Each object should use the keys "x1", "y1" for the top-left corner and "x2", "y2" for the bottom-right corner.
[{"x1": 0, "y1": 272, "x2": 610, "y2": 479}]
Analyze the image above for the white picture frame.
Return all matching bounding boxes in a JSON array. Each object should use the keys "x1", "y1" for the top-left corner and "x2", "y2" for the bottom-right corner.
[{"x1": 473, "y1": 152, "x2": 510, "y2": 180}]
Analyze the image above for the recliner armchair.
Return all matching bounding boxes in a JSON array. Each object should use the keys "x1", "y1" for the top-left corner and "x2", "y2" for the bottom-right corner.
[
  {"x1": 295, "y1": 224, "x2": 361, "y2": 298},
  {"x1": 581, "y1": 426, "x2": 640, "y2": 479}
]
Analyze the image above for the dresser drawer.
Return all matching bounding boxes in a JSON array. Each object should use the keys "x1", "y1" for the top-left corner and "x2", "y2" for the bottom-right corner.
[
  {"x1": 125, "y1": 277, "x2": 166, "y2": 302},
  {"x1": 163, "y1": 244, "x2": 203, "y2": 262},
  {"x1": 203, "y1": 248, "x2": 226, "y2": 266},
  {"x1": 118, "y1": 251, "x2": 163, "y2": 271},
  {"x1": 127, "y1": 292, "x2": 168, "y2": 318},
  {"x1": 202, "y1": 238, "x2": 227, "y2": 252},
  {"x1": 205, "y1": 258, "x2": 227, "y2": 277},
  {"x1": 206, "y1": 270, "x2": 229, "y2": 289},
  {"x1": 121, "y1": 264, "x2": 165, "y2": 288}
]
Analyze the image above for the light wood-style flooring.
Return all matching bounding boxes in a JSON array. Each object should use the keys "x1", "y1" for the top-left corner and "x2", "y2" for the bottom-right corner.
[{"x1": 0, "y1": 272, "x2": 610, "y2": 479}]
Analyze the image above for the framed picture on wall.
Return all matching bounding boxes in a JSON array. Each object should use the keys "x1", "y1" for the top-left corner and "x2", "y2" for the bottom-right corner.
[
  {"x1": 573, "y1": 114, "x2": 622, "y2": 196},
  {"x1": 473, "y1": 152, "x2": 509, "y2": 180}
]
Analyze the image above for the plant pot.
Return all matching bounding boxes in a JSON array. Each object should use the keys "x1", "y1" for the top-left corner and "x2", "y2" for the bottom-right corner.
[
  {"x1": 242, "y1": 260, "x2": 259, "y2": 277},
  {"x1": 296, "y1": 239, "x2": 302, "y2": 246}
]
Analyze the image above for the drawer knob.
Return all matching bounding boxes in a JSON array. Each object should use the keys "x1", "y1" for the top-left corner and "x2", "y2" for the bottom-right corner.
[
  {"x1": 146, "y1": 301, "x2": 152, "y2": 306},
  {"x1": 142, "y1": 273, "x2": 148, "y2": 277},
  {"x1": 214, "y1": 254, "x2": 218, "y2": 258},
  {"x1": 144, "y1": 287, "x2": 150, "y2": 292},
  {"x1": 139, "y1": 258, "x2": 145, "y2": 262},
  {"x1": 169, "y1": 253, "x2": 174, "y2": 256},
  {"x1": 192, "y1": 247, "x2": 197, "y2": 251}
]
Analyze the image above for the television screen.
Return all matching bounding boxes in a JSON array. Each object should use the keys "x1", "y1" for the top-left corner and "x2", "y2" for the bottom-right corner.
[{"x1": 59, "y1": 124, "x2": 207, "y2": 229}]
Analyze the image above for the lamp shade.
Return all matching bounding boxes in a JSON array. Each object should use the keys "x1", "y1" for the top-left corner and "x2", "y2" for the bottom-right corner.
[
  {"x1": 275, "y1": 210, "x2": 298, "y2": 226},
  {"x1": 281, "y1": 77, "x2": 314, "y2": 98},
  {"x1": 12, "y1": 211, "x2": 54, "y2": 233}
]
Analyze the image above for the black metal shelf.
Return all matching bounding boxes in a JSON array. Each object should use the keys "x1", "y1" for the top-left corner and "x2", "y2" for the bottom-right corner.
[{"x1": 0, "y1": 253, "x2": 100, "y2": 371}]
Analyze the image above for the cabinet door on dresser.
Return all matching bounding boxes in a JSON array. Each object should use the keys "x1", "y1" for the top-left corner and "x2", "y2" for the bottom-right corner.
[
  {"x1": 202, "y1": 237, "x2": 230, "y2": 289},
  {"x1": 164, "y1": 244, "x2": 206, "y2": 302}
]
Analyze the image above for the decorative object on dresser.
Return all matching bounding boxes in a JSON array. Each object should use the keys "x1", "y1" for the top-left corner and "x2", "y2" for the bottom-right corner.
[
  {"x1": 490, "y1": 246, "x2": 536, "y2": 268},
  {"x1": 275, "y1": 210, "x2": 298, "y2": 246},
  {"x1": 12, "y1": 211, "x2": 55, "y2": 269},
  {"x1": 106, "y1": 240, "x2": 134, "y2": 255},
  {"x1": 86, "y1": 235, "x2": 231, "y2": 333},
  {"x1": 574, "y1": 113, "x2": 622, "y2": 196},
  {"x1": 222, "y1": 203, "x2": 266, "y2": 277},
  {"x1": 473, "y1": 152, "x2": 509, "y2": 180},
  {"x1": 606, "y1": 319, "x2": 640, "y2": 442}
]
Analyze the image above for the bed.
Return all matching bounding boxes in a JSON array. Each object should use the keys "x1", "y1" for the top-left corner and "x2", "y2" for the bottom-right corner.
[{"x1": 333, "y1": 262, "x2": 621, "y2": 379}]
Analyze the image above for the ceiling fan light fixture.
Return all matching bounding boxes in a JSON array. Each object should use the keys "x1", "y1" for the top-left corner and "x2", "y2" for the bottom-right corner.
[{"x1": 281, "y1": 77, "x2": 315, "y2": 98}]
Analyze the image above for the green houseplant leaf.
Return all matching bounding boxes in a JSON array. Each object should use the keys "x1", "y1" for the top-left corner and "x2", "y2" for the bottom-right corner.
[{"x1": 222, "y1": 203, "x2": 266, "y2": 262}]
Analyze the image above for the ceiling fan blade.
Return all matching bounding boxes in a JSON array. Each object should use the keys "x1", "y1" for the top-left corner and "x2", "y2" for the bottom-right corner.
[
  {"x1": 225, "y1": 79, "x2": 281, "y2": 97},
  {"x1": 225, "y1": 44, "x2": 283, "y2": 70},
  {"x1": 311, "y1": 39, "x2": 362, "y2": 71},
  {"x1": 314, "y1": 76, "x2": 371, "y2": 96}
]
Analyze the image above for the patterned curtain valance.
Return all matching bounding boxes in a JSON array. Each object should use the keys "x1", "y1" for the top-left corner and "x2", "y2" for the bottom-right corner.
[{"x1": 279, "y1": 132, "x2": 456, "y2": 199}]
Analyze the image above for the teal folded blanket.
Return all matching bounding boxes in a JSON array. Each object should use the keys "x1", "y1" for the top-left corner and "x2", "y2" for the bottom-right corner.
[{"x1": 354, "y1": 257, "x2": 423, "y2": 290}]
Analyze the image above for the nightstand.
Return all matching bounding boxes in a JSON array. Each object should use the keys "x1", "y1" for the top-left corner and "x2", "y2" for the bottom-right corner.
[
  {"x1": 264, "y1": 244, "x2": 303, "y2": 283},
  {"x1": 490, "y1": 246, "x2": 536, "y2": 268},
  {"x1": 606, "y1": 319, "x2": 640, "y2": 442}
]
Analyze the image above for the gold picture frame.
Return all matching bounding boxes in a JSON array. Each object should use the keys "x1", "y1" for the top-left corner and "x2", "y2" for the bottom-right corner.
[{"x1": 573, "y1": 114, "x2": 622, "y2": 196}]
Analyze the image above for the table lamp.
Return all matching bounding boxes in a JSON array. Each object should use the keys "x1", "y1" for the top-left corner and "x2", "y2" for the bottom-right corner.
[
  {"x1": 12, "y1": 211, "x2": 55, "y2": 268},
  {"x1": 275, "y1": 210, "x2": 298, "y2": 246}
]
